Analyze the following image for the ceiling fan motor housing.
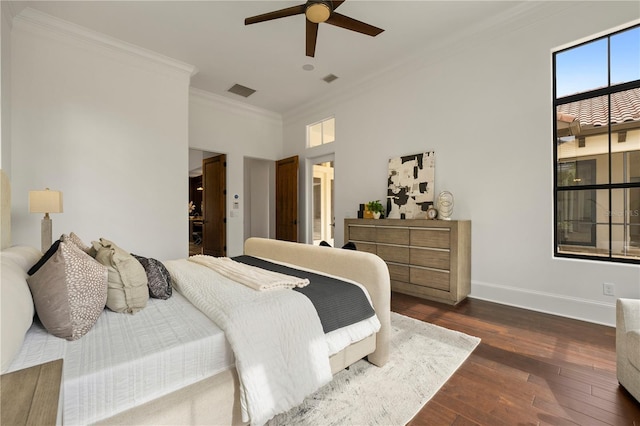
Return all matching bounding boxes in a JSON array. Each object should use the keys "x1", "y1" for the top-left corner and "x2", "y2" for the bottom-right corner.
[{"x1": 306, "y1": 1, "x2": 332, "y2": 23}]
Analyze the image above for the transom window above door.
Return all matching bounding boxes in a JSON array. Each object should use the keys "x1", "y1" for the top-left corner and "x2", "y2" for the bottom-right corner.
[{"x1": 308, "y1": 117, "x2": 335, "y2": 148}]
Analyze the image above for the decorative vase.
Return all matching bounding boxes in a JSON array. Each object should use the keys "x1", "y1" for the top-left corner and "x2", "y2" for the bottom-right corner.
[{"x1": 373, "y1": 212, "x2": 381, "y2": 219}]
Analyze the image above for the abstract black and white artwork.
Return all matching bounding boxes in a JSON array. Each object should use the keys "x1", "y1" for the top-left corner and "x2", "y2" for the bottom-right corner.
[{"x1": 387, "y1": 152, "x2": 435, "y2": 219}]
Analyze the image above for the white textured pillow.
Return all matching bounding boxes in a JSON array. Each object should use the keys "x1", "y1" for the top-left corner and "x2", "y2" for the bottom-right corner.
[
  {"x1": 0, "y1": 248, "x2": 38, "y2": 372},
  {"x1": 1, "y1": 245, "x2": 43, "y2": 270}
]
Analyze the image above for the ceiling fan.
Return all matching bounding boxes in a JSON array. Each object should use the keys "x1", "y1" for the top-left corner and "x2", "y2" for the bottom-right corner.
[{"x1": 245, "y1": 0, "x2": 384, "y2": 57}]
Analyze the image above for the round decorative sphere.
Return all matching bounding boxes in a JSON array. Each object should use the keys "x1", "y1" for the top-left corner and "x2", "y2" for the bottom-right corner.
[{"x1": 437, "y1": 191, "x2": 454, "y2": 220}]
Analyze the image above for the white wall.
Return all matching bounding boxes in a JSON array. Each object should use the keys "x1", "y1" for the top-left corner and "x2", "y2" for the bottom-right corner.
[
  {"x1": 1, "y1": 4, "x2": 13, "y2": 249},
  {"x1": 189, "y1": 88, "x2": 282, "y2": 256},
  {"x1": 10, "y1": 8, "x2": 194, "y2": 260},
  {"x1": 282, "y1": 2, "x2": 640, "y2": 326},
  {"x1": 1, "y1": 2, "x2": 12, "y2": 176}
]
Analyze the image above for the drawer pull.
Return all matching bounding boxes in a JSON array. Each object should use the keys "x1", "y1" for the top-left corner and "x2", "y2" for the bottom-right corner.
[{"x1": 411, "y1": 265, "x2": 450, "y2": 274}]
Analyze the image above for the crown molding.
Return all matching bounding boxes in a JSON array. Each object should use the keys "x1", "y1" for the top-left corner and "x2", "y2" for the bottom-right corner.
[
  {"x1": 1, "y1": 1, "x2": 20, "y2": 29},
  {"x1": 190, "y1": 87, "x2": 282, "y2": 124},
  {"x1": 13, "y1": 7, "x2": 197, "y2": 78}
]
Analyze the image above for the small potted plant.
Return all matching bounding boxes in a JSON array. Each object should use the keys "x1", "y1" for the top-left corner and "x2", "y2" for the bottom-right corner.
[{"x1": 367, "y1": 200, "x2": 385, "y2": 219}]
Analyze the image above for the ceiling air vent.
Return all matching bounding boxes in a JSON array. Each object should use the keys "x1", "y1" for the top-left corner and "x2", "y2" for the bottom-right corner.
[
  {"x1": 228, "y1": 84, "x2": 256, "y2": 98},
  {"x1": 323, "y1": 74, "x2": 339, "y2": 83}
]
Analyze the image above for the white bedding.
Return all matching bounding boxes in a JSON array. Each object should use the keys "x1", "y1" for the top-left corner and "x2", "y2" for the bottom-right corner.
[
  {"x1": 7, "y1": 292, "x2": 234, "y2": 425},
  {"x1": 166, "y1": 258, "x2": 333, "y2": 426}
]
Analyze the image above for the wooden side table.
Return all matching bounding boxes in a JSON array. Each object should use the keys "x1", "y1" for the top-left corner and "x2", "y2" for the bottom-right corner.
[{"x1": 1, "y1": 359, "x2": 63, "y2": 425}]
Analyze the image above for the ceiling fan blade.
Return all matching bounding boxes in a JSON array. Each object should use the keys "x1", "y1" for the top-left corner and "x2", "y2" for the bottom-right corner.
[
  {"x1": 325, "y1": 12, "x2": 384, "y2": 37},
  {"x1": 306, "y1": 20, "x2": 319, "y2": 57},
  {"x1": 245, "y1": 4, "x2": 306, "y2": 25},
  {"x1": 332, "y1": 1, "x2": 346, "y2": 10}
]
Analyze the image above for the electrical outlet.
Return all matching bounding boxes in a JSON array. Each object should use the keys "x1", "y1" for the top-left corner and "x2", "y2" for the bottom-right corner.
[{"x1": 603, "y1": 282, "x2": 615, "y2": 296}]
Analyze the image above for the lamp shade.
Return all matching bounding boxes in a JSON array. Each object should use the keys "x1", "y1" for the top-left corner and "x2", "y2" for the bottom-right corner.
[{"x1": 29, "y1": 189, "x2": 63, "y2": 214}]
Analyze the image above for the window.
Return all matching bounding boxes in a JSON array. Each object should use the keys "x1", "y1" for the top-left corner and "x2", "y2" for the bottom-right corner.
[
  {"x1": 553, "y1": 24, "x2": 640, "y2": 264},
  {"x1": 307, "y1": 117, "x2": 335, "y2": 147}
]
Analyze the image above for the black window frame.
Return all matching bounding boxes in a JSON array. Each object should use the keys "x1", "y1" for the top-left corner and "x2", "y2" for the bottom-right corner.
[{"x1": 553, "y1": 24, "x2": 640, "y2": 265}]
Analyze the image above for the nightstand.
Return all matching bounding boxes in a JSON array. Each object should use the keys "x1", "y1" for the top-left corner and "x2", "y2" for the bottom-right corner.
[{"x1": 1, "y1": 359, "x2": 63, "y2": 425}]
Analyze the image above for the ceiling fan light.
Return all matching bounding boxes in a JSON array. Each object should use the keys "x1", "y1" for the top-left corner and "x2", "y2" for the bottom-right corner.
[{"x1": 306, "y1": 2, "x2": 331, "y2": 23}]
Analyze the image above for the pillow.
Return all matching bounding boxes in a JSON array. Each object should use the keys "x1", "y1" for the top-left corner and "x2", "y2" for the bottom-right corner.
[
  {"x1": 27, "y1": 239, "x2": 61, "y2": 275},
  {"x1": 132, "y1": 254, "x2": 172, "y2": 300},
  {"x1": 92, "y1": 238, "x2": 149, "y2": 314},
  {"x1": 0, "y1": 251, "x2": 36, "y2": 372},
  {"x1": 63, "y1": 232, "x2": 93, "y2": 255},
  {"x1": 1, "y1": 245, "x2": 43, "y2": 271},
  {"x1": 26, "y1": 240, "x2": 108, "y2": 341}
]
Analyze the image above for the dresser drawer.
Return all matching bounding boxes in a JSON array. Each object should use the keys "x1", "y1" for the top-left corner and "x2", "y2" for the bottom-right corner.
[
  {"x1": 387, "y1": 263, "x2": 409, "y2": 282},
  {"x1": 377, "y1": 244, "x2": 409, "y2": 264},
  {"x1": 410, "y1": 266, "x2": 450, "y2": 291},
  {"x1": 354, "y1": 242, "x2": 377, "y2": 255},
  {"x1": 348, "y1": 225, "x2": 376, "y2": 242},
  {"x1": 410, "y1": 247, "x2": 450, "y2": 270},
  {"x1": 377, "y1": 226, "x2": 409, "y2": 245},
  {"x1": 410, "y1": 228, "x2": 450, "y2": 249}
]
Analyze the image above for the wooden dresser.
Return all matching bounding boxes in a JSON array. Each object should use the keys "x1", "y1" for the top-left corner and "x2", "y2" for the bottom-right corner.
[{"x1": 344, "y1": 218, "x2": 471, "y2": 305}]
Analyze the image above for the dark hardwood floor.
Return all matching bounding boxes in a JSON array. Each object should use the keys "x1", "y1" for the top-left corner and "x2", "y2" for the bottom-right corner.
[{"x1": 391, "y1": 292, "x2": 640, "y2": 426}]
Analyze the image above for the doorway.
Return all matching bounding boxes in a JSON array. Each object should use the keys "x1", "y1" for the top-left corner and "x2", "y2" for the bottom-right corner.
[
  {"x1": 311, "y1": 157, "x2": 334, "y2": 246},
  {"x1": 188, "y1": 149, "x2": 225, "y2": 256}
]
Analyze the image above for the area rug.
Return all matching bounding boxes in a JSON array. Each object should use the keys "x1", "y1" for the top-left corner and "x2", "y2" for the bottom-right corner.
[{"x1": 268, "y1": 312, "x2": 481, "y2": 426}]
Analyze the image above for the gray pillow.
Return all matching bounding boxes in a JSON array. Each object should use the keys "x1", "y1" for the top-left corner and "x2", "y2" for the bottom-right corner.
[
  {"x1": 27, "y1": 240, "x2": 108, "y2": 341},
  {"x1": 132, "y1": 254, "x2": 172, "y2": 300}
]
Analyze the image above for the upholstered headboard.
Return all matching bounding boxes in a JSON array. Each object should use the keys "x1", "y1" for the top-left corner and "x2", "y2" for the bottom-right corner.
[{"x1": 1, "y1": 170, "x2": 11, "y2": 249}]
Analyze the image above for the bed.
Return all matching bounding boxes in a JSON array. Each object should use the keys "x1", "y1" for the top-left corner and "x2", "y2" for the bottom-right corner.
[{"x1": 1, "y1": 235, "x2": 390, "y2": 425}]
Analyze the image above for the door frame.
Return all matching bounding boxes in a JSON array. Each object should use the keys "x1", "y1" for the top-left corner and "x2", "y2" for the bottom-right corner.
[{"x1": 305, "y1": 153, "x2": 335, "y2": 244}]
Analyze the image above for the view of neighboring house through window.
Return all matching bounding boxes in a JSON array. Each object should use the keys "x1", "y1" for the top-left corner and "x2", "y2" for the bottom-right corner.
[
  {"x1": 308, "y1": 117, "x2": 335, "y2": 147},
  {"x1": 554, "y1": 24, "x2": 640, "y2": 264}
]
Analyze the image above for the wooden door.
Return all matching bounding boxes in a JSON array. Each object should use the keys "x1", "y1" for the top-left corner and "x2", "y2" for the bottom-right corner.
[
  {"x1": 276, "y1": 156, "x2": 298, "y2": 242},
  {"x1": 202, "y1": 154, "x2": 226, "y2": 256}
]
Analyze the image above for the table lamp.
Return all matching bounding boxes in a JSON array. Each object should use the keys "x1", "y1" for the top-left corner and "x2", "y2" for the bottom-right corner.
[{"x1": 29, "y1": 188, "x2": 63, "y2": 253}]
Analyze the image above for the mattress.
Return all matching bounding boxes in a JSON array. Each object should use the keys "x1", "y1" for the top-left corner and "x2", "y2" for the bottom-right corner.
[{"x1": 7, "y1": 291, "x2": 234, "y2": 425}]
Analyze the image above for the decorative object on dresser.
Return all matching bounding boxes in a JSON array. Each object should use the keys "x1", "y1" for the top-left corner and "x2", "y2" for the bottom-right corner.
[
  {"x1": 426, "y1": 205, "x2": 438, "y2": 220},
  {"x1": 366, "y1": 200, "x2": 385, "y2": 219},
  {"x1": 28, "y1": 188, "x2": 63, "y2": 253},
  {"x1": 437, "y1": 190, "x2": 454, "y2": 220},
  {"x1": 387, "y1": 151, "x2": 435, "y2": 219},
  {"x1": 345, "y1": 218, "x2": 471, "y2": 305}
]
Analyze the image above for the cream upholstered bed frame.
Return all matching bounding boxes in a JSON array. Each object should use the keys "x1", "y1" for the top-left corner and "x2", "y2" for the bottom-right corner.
[{"x1": 98, "y1": 237, "x2": 390, "y2": 425}]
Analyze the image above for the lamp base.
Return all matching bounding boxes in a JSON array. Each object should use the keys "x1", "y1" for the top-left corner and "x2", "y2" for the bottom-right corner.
[{"x1": 41, "y1": 215, "x2": 52, "y2": 253}]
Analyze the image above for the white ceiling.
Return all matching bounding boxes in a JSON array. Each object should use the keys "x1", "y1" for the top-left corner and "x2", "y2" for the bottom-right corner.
[{"x1": 10, "y1": 1, "x2": 534, "y2": 114}]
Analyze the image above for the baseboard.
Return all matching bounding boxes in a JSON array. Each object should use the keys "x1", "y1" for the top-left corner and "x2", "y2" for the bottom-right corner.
[{"x1": 469, "y1": 280, "x2": 616, "y2": 327}]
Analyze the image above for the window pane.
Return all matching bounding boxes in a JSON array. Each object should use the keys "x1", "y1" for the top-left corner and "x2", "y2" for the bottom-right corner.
[
  {"x1": 557, "y1": 95, "x2": 611, "y2": 186},
  {"x1": 323, "y1": 118, "x2": 335, "y2": 144},
  {"x1": 611, "y1": 188, "x2": 640, "y2": 260},
  {"x1": 611, "y1": 26, "x2": 640, "y2": 86},
  {"x1": 557, "y1": 188, "x2": 602, "y2": 246},
  {"x1": 612, "y1": 150, "x2": 640, "y2": 184},
  {"x1": 309, "y1": 122, "x2": 322, "y2": 147},
  {"x1": 556, "y1": 38, "x2": 607, "y2": 98}
]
